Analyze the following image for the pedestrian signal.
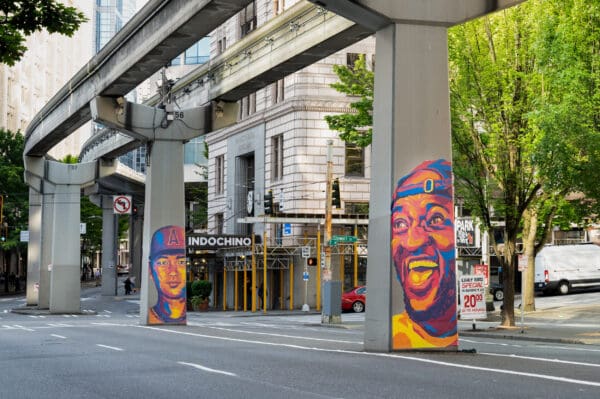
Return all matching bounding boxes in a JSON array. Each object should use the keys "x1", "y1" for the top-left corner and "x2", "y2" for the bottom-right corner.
[{"x1": 307, "y1": 257, "x2": 318, "y2": 266}]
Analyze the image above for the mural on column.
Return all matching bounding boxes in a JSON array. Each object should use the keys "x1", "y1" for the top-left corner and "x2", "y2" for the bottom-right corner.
[
  {"x1": 148, "y1": 225, "x2": 187, "y2": 325},
  {"x1": 391, "y1": 159, "x2": 457, "y2": 349}
]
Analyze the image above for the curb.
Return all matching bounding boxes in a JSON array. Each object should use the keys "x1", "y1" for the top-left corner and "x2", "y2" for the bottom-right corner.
[{"x1": 459, "y1": 330, "x2": 587, "y2": 345}]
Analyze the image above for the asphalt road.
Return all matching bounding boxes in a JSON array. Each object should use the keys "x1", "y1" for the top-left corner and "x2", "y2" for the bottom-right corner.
[{"x1": 1, "y1": 288, "x2": 599, "y2": 399}]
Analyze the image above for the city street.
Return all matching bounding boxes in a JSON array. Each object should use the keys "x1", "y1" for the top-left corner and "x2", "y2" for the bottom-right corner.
[{"x1": 1, "y1": 287, "x2": 599, "y2": 398}]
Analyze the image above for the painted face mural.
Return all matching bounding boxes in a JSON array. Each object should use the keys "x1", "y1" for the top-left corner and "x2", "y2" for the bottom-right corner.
[
  {"x1": 391, "y1": 159, "x2": 457, "y2": 349},
  {"x1": 149, "y1": 225, "x2": 187, "y2": 325}
]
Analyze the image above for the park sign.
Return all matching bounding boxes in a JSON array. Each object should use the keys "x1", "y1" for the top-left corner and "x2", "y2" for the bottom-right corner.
[{"x1": 328, "y1": 235, "x2": 357, "y2": 246}]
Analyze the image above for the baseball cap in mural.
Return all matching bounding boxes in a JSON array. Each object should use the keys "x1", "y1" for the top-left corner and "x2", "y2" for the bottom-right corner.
[{"x1": 150, "y1": 226, "x2": 185, "y2": 258}]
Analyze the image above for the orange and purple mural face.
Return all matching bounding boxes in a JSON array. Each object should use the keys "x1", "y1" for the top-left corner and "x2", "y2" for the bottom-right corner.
[
  {"x1": 391, "y1": 159, "x2": 457, "y2": 349},
  {"x1": 148, "y1": 225, "x2": 187, "y2": 325}
]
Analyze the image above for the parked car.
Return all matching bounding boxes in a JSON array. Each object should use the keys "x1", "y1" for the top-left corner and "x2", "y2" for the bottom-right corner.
[
  {"x1": 342, "y1": 286, "x2": 366, "y2": 313},
  {"x1": 490, "y1": 282, "x2": 504, "y2": 301},
  {"x1": 117, "y1": 264, "x2": 130, "y2": 275}
]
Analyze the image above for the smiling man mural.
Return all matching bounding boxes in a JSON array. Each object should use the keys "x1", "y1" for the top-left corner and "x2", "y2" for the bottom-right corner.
[
  {"x1": 391, "y1": 159, "x2": 457, "y2": 349},
  {"x1": 148, "y1": 225, "x2": 187, "y2": 325}
]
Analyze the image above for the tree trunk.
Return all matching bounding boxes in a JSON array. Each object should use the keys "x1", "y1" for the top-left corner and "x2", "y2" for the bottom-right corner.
[{"x1": 521, "y1": 208, "x2": 537, "y2": 312}]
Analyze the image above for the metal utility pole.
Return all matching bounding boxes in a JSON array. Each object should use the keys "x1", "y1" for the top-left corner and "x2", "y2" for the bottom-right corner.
[
  {"x1": 322, "y1": 140, "x2": 341, "y2": 324},
  {"x1": 324, "y1": 140, "x2": 333, "y2": 283}
]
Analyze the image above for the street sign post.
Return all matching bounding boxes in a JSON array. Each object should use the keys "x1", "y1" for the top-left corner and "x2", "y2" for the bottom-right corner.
[
  {"x1": 113, "y1": 195, "x2": 132, "y2": 215},
  {"x1": 301, "y1": 246, "x2": 310, "y2": 258},
  {"x1": 328, "y1": 235, "x2": 357, "y2": 246}
]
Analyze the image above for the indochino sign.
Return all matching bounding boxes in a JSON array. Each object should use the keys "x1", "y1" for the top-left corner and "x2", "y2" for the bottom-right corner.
[{"x1": 187, "y1": 235, "x2": 252, "y2": 251}]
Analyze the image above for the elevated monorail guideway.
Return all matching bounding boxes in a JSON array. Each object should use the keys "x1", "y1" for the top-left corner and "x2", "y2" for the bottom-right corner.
[
  {"x1": 24, "y1": 0, "x2": 254, "y2": 156},
  {"x1": 23, "y1": 0, "x2": 255, "y2": 312},
  {"x1": 80, "y1": 1, "x2": 374, "y2": 162},
  {"x1": 23, "y1": 0, "x2": 526, "y2": 344}
]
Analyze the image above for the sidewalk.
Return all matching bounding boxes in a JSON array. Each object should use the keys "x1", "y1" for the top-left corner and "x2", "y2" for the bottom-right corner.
[{"x1": 458, "y1": 304, "x2": 600, "y2": 345}]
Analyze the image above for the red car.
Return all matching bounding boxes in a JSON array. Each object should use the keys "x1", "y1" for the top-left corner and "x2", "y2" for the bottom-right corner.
[{"x1": 342, "y1": 286, "x2": 366, "y2": 313}]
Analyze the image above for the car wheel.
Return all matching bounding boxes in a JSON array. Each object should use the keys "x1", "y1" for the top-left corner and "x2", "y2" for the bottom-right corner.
[
  {"x1": 494, "y1": 289, "x2": 504, "y2": 301},
  {"x1": 558, "y1": 281, "x2": 570, "y2": 295},
  {"x1": 352, "y1": 301, "x2": 365, "y2": 313}
]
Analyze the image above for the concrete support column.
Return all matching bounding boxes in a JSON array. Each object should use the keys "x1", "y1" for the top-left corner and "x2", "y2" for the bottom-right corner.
[
  {"x1": 365, "y1": 23, "x2": 454, "y2": 351},
  {"x1": 101, "y1": 195, "x2": 119, "y2": 296},
  {"x1": 130, "y1": 205, "x2": 143, "y2": 290},
  {"x1": 39, "y1": 189, "x2": 55, "y2": 309},
  {"x1": 25, "y1": 189, "x2": 42, "y2": 306},
  {"x1": 140, "y1": 140, "x2": 186, "y2": 324},
  {"x1": 49, "y1": 184, "x2": 82, "y2": 313},
  {"x1": 91, "y1": 96, "x2": 209, "y2": 325}
]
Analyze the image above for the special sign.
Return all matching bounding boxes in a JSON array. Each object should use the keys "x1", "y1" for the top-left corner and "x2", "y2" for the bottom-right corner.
[
  {"x1": 459, "y1": 275, "x2": 487, "y2": 319},
  {"x1": 113, "y1": 195, "x2": 132, "y2": 214}
]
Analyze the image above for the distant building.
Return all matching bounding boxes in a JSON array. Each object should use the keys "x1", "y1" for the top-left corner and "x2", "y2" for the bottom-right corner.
[{"x1": 0, "y1": 0, "x2": 94, "y2": 159}]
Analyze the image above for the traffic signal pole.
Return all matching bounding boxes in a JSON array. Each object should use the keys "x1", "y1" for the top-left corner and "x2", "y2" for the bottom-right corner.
[{"x1": 322, "y1": 140, "x2": 341, "y2": 324}]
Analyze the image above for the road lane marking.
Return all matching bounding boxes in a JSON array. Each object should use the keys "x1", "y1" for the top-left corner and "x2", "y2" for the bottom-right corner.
[
  {"x1": 178, "y1": 361, "x2": 237, "y2": 377},
  {"x1": 141, "y1": 325, "x2": 600, "y2": 388},
  {"x1": 197, "y1": 325, "x2": 362, "y2": 345},
  {"x1": 13, "y1": 324, "x2": 34, "y2": 331},
  {"x1": 51, "y1": 334, "x2": 67, "y2": 339},
  {"x1": 482, "y1": 352, "x2": 600, "y2": 367},
  {"x1": 96, "y1": 344, "x2": 124, "y2": 351}
]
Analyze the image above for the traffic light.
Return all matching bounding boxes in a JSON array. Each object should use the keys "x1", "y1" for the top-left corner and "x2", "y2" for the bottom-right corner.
[
  {"x1": 332, "y1": 178, "x2": 341, "y2": 208},
  {"x1": 307, "y1": 257, "x2": 318, "y2": 266},
  {"x1": 264, "y1": 190, "x2": 273, "y2": 215}
]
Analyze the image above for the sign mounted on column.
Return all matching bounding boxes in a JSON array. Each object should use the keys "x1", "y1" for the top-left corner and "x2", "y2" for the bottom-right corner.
[{"x1": 113, "y1": 195, "x2": 132, "y2": 214}]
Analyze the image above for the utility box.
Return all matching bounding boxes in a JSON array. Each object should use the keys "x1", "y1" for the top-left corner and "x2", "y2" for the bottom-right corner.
[{"x1": 322, "y1": 280, "x2": 342, "y2": 324}]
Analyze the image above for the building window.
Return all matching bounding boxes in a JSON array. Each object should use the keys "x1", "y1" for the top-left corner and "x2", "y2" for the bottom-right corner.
[
  {"x1": 273, "y1": 0, "x2": 285, "y2": 15},
  {"x1": 217, "y1": 37, "x2": 227, "y2": 55},
  {"x1": 271, "y1": 79, "x2": 285, "y2": 105},
  {"x1": 184, "y1": 37, "x2": 210, "y2": 65},
  {"x1": 272, "y1": 135, "x2": 284, "y2": 181},
  {"x1": 238, "y1": 94, "x2": 256, "y2": 119},
  {"x1": 240, "y1": 1, "x2": 256, "y2": 37},
  {"x1": 347, "y1": 53, "x2": 364, "y2": 69},
  {"x1": 216, "y1": 155, "x2": 225, "y2": 195},
  {"x1": 184, "y1": 137, "x2": 207, "y2": 165},
  {"x1": 170, "y1": 55, "x2": 181, "y2": 66},
  {"x1": 345, "y1": 202, "x2": 369, "y2": 215},
  {"x1": 215, "y1": 213, "x2": 224, "y2": 235},
  {"x1": 345, "y1": 143, "x2": 364, "y2": 177}
]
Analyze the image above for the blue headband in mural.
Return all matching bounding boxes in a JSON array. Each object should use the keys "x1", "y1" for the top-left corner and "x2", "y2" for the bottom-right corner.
[{"x1": 392, "y1": 159, "x2": 453, "y2": 203}]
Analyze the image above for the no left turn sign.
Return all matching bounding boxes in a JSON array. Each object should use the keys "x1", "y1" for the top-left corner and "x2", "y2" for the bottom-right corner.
[{"x1": 113, "y1": 195, "x2": 132, "y2": 214}]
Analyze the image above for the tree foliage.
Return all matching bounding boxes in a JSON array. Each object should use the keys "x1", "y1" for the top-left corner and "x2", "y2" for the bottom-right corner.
[
  {"x1": 0, "y1": 129, "x2": 28, "y2": 251},
  {"x1": 0, "y1": 0, "x2": 87, "y2": 66},
  {"x1": 450, "y1": 0, "x2": 600, "y2": 323},
  {"x1": 325, "y1": 54, "x2": 374, "y2": 147}
]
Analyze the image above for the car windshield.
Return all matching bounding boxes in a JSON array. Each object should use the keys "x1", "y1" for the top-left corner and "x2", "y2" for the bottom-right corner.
[{"x1": 345, "y1": 286, "x2": 363, "y2": 293}]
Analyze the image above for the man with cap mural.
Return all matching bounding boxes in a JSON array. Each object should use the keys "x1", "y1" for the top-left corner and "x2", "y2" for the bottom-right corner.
[
  {"x1": 148, "y1": 225, "x2": 187, "y2": 324},
  {"x1": 391, "y1": 159, "x2": 458, "y2": 349}
]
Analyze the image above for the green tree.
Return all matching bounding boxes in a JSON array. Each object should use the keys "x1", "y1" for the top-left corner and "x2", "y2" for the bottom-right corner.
[
  {"x1": 0, "y1": 0, "x2": 87, "y2": 66},
  {"x1": 0, "y1": 129, "x2": 28, "y2": 291},
  {"x1": 325, "y1": 54, "x2": 374, "y2": 147},
  {"x1": 450, "y1": 0, "x2": 600, "y2": 324}
]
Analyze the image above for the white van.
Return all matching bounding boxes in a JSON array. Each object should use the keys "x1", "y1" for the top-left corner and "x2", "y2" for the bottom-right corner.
[{"x1": 535, "y1": 244, "x2": 600, "y2": 294}]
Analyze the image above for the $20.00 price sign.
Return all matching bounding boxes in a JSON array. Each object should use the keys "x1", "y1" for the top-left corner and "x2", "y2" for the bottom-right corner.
[{"x1": 459, "y1": 275, "x2": 487, "y2": 319}]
